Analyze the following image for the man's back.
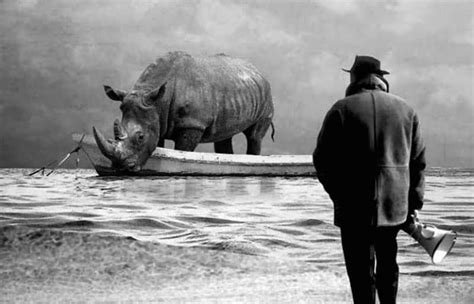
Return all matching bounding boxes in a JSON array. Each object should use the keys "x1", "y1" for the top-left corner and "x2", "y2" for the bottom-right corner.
[
  {"x1": 314, "y1": 89, "x2": 425, "y2": 226},
  {"x1": 337, "y1": 90, "x2": 415, "y2": 167}
]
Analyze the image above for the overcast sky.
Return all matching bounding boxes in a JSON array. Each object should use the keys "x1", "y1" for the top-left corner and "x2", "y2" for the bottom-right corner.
[{"x1": 1, "y1": 0, "x2": 472, "y2": 168}]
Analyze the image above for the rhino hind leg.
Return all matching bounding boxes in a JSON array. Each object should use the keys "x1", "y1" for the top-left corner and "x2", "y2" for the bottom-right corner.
[
  {"x1": 243, "y1": 118, "x2": 272, "y2": 155},
  {"x1": 214, "y1": 138, "x2": 234, "y2": 154},
  {"x1": 173, "y1": 129, "x2": 203, "y2": 151},
  {"x1": 245, "y1": 137, "x2": 262, "y2": 155}
]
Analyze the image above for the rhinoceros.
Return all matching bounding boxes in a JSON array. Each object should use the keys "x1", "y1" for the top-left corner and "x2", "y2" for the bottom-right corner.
[{"x1": 93, "y1": 51, "x2": 275, "y2": 172}]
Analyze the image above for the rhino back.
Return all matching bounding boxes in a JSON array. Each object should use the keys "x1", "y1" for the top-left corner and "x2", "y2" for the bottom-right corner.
[{"x1": 132, "y1": 51, "x2": 273, "y2": 142}]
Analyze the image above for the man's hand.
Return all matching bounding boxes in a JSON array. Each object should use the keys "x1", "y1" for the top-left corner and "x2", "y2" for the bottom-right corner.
[{"x1": 405, "y1": 209, "x2": 419, "y2": 226}]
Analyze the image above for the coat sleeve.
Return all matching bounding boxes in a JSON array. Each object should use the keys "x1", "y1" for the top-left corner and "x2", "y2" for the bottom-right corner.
[
  {"x1": 408, "y1": 113, "x2": 426, "y2": 211},
  {"x1": 313, "y1": 105, "x2": 344, "y2": 201}
]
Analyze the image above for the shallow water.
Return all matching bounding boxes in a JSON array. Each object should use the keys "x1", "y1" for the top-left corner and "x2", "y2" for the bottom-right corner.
[{"x1": 1, "y1": 168, "x2": 473, "y2": 276}]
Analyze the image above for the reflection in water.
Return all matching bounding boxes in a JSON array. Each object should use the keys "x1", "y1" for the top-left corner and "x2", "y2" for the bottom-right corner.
[
  {"x1": 226, "y1": 178, "x2": 251, "y2": 195},
  {"x1": 0, "y1": 169, "x2": 473, "y2": 276},
  {"x1": 177, "y1": 177, "x2": 279, "y2": 198},
  {"x1": 259, "y1": 178, "x2": 276, "y2": 194}
]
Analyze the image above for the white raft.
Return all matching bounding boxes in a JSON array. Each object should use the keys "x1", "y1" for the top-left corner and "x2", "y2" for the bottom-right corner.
[{"x1": 73, "y1": 134, "x2": 316, "y2": 177}]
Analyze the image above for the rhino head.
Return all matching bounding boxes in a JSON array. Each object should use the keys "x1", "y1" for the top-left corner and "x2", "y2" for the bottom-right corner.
[{"x1": 93, "y1": 83, "x2": 166, "y2": 172}]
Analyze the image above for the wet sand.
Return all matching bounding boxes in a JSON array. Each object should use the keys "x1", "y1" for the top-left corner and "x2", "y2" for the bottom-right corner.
[{"x1": 0, "y1": 226, "x2": 472, "y2": 304}]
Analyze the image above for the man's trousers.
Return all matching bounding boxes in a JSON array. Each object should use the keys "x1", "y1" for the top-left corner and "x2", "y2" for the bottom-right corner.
[{"x1": 340, "y1": 224, "x2": 401, "y2": 304}]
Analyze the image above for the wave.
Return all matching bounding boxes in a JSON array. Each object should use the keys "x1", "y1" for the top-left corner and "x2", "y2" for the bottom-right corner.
[
  {"x1": 205, "y1": 240, "x2": 269, "y2": 256},
  {"x1": 441, "y1": 215, "x2": 472, "y2": 221},
  {"x1": 440, "y1": 223, "x2": 474, "y2": 234},
  {"x1": 270, "y1": 226, "x2": 306, "y2": 236},
  {"x1": 249, "y1": 236, "x2": 309, "y2": 249},
  {"x1": 110, "y1": 218, "x2": 178, "y2": 230},
  {"x1": 30, "y1": 218, "x2": 195, "y2": 231},
  {"x1": 177, "y1": 216, "x2": 243, "y2": 224},
  {"x1": 408, "y1": 270, "x2": 474, "y2": 277},
  {"x1": 42, "y1": 220, "x2": 98, "y2": 228},
  {"x1": 100, "y1": 204, "x2": 147, "y2": 210},
  {"x1": 289, "y1": 219, "x2": 326, "y2": 227},
  {"x1": 1, "y1": 212, "x2": 56, "y2": 219},
  {"x1": 197, "y1": 200, "x2": 229, "y2": 207}
]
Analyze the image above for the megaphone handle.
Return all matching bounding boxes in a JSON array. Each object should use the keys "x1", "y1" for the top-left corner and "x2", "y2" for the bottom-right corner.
[
  {"x1": 410, "y1": 210, "x2": 420, "y2": 224},
  {"x1": 413, "y1": 210, "x2": 419, "y2": 219}
]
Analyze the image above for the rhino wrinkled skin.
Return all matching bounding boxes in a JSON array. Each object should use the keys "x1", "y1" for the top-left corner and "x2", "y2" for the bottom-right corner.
[{"x1": 93, "y1": 51, "x2": 275, "y2": 172}]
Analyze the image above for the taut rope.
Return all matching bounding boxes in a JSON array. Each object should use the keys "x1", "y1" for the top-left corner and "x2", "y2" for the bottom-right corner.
[{"x1": 29, "y1": 134, "x2": 90, "y2": 176}]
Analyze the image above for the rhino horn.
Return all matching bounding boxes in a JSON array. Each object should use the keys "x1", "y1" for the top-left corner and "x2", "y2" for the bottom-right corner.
[
  {"x1": 113, "y1": 119, "x2": 127, "y2": 140},
  {"x1": 93, "y1": 126, "x2": 118, "y2": 161}
]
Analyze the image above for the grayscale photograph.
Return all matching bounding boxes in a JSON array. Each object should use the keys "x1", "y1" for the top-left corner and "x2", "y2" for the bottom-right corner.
[{"x1": 0, "y1": 0, "x2": 473, "y2": 303}]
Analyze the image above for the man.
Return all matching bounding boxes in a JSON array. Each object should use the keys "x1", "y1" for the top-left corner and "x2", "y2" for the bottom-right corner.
[{"x1": 313, "y1": 55, "x2": 426, "y2": 304}]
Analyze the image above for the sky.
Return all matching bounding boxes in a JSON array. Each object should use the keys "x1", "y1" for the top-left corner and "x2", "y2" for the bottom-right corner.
[{"x1": 0, "y1": 0, "x2": 473, "y2": 168}]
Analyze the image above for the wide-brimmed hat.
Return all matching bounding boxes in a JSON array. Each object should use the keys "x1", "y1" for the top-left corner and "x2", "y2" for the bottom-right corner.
[{"x1": 342, "y1": 55, "x2": 390, "y2": 77}]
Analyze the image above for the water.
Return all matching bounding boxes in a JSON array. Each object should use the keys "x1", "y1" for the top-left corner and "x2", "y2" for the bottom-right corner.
[{"x1": 1, "y1": 168, "x2": 473, "y2": 276}]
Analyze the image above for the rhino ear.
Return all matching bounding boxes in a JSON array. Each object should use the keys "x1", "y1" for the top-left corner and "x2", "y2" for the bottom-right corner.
[
  {"x1": 104, "y1": 85, "x2": 127, "y2": 102},
  {"x1": 145, "y1": 82, "x2": 167, "y2": 105}
]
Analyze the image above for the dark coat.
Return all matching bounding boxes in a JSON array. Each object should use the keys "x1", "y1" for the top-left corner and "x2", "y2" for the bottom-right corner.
[{"x1": 313, "y1": 89, "x2": 426, "y2": 227}]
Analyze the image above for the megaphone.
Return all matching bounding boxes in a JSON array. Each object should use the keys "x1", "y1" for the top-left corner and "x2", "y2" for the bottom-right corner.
[{"x1": 402, "y1": 211, "x2": 457, "y2": 264}]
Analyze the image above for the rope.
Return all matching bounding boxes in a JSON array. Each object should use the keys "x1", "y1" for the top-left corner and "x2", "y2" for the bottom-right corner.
[
  {"x1": 78, "y1": 143, "x2": 97, "y2": 168},
  {"x1": 29, "y1": 134, "x2": 86, "y2": 176},
  {"x1": 28, "y1": 159, "x2": 58, "y2": 176}
]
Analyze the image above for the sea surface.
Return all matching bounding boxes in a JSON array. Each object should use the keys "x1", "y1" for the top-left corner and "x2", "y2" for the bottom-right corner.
[{"x1": 1, "y1": 168, "x2": 473, "y2": 276}]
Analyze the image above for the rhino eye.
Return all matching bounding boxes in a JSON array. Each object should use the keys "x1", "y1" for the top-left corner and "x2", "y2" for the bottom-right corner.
[{"x1": 135, "y1": 132, "x2": 145, "y2": 144}]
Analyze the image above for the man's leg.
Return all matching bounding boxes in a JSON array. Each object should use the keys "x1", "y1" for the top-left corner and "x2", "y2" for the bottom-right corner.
[
  {"x1": 375, "y1": 226, "x2": 400, "y2": 304},
  {"x1": 369, "y1": 227, "x2": 376, "y2": 303},
  {"x1": 340, "y1": 225, "x2": 376, "y2": 304}
]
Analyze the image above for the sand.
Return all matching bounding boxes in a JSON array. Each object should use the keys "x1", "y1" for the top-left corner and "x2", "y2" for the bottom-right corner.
[{"x1": 0, "y1": 226, "x2": 472, "y2": 304}]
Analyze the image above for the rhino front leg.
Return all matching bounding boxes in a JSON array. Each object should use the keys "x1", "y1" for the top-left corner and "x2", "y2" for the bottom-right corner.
[
  {"x1": 244, "y1": 118, "x2": 272, "y2": 155},
  {"x1": 214, "y1": 138, "x2": 234, "y2": 154},
  {"x1": 173, "y1": 128, "x2": 203, "y2": 151},
  {"x1": 157, "y1": 138, "x2": 165, "y2": 148}
]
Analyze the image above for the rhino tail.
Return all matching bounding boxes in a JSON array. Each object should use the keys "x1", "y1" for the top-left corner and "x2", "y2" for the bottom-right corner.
[{"x1": 270, "y1": 122, "x2": 275, "y2": 142}]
